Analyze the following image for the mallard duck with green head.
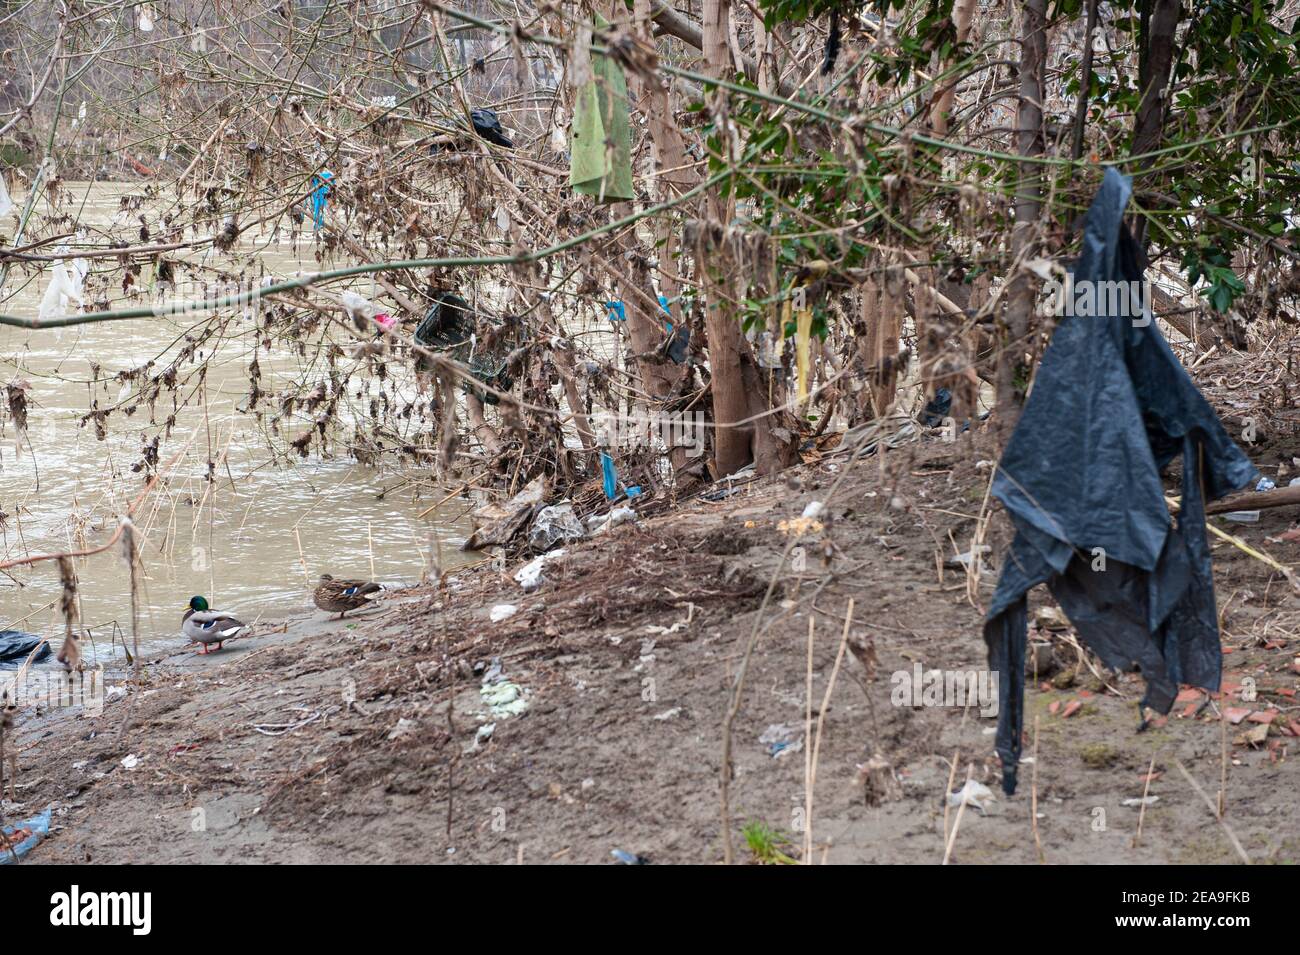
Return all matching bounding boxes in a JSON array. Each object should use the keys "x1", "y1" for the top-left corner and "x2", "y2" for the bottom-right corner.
[
  {"x1": 182, "y1": 596, "x2": 249, "y2": 654},
  {"x1": 313, "y1": 574, "x2": 382, "y2": 618}
]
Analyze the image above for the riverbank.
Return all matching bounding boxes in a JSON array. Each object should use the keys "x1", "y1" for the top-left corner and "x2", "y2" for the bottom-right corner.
[
  {"x1": 8, "y1": 427, "x2": 1300, "y2": 864},
  {"x1": 0, "y1": 180, "x2": 478, "y2": 656}
]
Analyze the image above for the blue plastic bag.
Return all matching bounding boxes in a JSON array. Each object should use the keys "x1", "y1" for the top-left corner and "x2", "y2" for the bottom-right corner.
[
  {"x1": 0, "y1": 808, "x2": 51, "y2": 864},
  {"x1": 309, "y1": 171, "x2": 333, "y2": 231}
]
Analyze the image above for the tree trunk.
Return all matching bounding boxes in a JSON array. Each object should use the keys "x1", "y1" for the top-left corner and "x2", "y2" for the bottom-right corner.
[
  {"x1": 856, "y1": 267, "x2": 904, "y2": 423},
  {"x1": 632, "y1": 0, "x2": 699, "y2": 470},
  {"x1": 928, "y1": 0, "x2": 977, "y2": 136},
  {"x1": 1131, "y1": 0, "x2": 1181, "y2": 248},
  {"x1": 648, "y1": 0, "x2": 796, "y2": 97},
  {"x1": 695, "y1": 0, "x2": 798, "y2": 477},
  {"x1": 1070, "y1": 0, "x2": 1100, "y2": 161},
  {"x1": 700, "y1": 0, "x2": 753, "y2": 477},
  {"x1": 996, "y1": 0, "x2": 1048, "y2": 437}
]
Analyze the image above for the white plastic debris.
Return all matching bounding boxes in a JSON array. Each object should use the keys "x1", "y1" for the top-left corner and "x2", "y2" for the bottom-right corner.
[
  {"x1": 1122, "y1": 795, "x2": 1159, "y2": 808},
  {"x1": 38, "y1": 252, "x2": 89, "y2": 323},
  {"x1": 587, "y1": 506, "x2": 637, "y2": 535},
  {"x1": 1023, "y1": 257, "x2": 1059, "y2": 282},
  {"x1": 464, "y1": 722, "x2": 495, "y2": 754},
  {"x1": 387, "y1": 717, "x2": 418, "y2": 741},
  {"x1": 528, "y1": 502, "x2": 586, "y2": 551},
  {"x1": 946, "y1": 545, "x2": 992, "y2": 569},
  {"x1": 514, "y1": 548, "x2": 565, "y2": 592},
  {"x1": 802, "y1": 500, "x2": 825, "y2": 520},
  {"x1": 946, "y1": 779, "x2": 996, "y2": 814},
  {"x1": 652, "y1": 707, "x2": 682, "y2": 721},
  {"x1": 515, "y1": 557, "x2": 546, "y2": 591},
  {"x1": 120, "y1": 754, "x2": 140, "y2": 770},
  {"x1": 138, "y1": 6, "x2": 154, "y2": 31},
  {"x1": 481, "y1": 680, "x2": 529, "y2": 717},
  {"x1": 758, "y1": 723, "x2": 804, "y2": 759},
  {"x1": 191, "y1": 28, "x2": 207, "y2": 54},
  {"x1": 340, "y1": 289, "x2": 378, "y2": 322},
  {"x1": 1224, "y1": 511, "x2": 1260, "y2": 523},
  {"x1": 0, "y1": 174, "x2": 11, "y2": 218},
  {"x1": 489, "y1": 603, "x2": 518, "y2": 623}
]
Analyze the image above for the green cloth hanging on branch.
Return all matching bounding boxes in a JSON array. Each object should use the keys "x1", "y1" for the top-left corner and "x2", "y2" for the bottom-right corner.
[{"x1": 569, "y1": 17, "x2": 634, "y2": 202}]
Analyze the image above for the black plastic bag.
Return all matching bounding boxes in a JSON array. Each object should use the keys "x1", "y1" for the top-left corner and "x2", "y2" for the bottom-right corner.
[
  {"x1": 470, "y1": 108, "x2": 513, "y2": 148},
  {"x1": 984, "y1": 168, "x2": 1255, "y2": 795},
  {"x1": 0, "y1": 630, "x2": 50, "y2": 668},
  {"x1": 666, "y1": 324, "x2": 690, "y2": 364},
  {"x1": 414, "y1": 292, "x2": 515, "y2": 403}
]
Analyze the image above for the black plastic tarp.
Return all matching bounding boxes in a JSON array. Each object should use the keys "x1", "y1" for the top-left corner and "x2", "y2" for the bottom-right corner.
[
  {"x1": 0, "y1": 630, "x2": 50, "y2": 668},
  {"x1": 985, "y1": 168, "x2": 1256, "y2": 795}
]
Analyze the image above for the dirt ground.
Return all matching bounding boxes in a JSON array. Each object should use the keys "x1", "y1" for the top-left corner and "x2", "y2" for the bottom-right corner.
[{"x1": 7, "y1": 401, "x2": 1300, "y2": 864}]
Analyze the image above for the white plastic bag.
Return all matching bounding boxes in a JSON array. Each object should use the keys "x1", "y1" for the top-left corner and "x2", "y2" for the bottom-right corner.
[
  {"x1": 946, "y1": 779, "x2": 996, "y2": 814},
  {"x1": 38, "y1": 252, "x2": 89, "y2": 323},
  {"x1": 339, "y1": 290, "x2": 375, "y2": 320}
]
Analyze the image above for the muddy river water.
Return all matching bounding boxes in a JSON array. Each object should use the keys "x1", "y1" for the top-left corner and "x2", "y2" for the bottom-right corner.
[{"x1": 0, "y1": 181, "x2": 474, "y2": 662}]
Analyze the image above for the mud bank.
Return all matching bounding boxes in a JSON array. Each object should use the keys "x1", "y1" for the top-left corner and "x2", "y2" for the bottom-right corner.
[{"x1": 7, "y1": 432, "x2": 1300, "y2": 864}]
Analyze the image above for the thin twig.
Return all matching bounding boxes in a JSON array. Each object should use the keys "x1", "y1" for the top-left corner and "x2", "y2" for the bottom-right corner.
[
  {"x1": 942, "y1": 763, "x2": 974, "y2": 865},
  {"x1": 804, "y1": 598, "x2": 853, "y2": 864},
  {"x1": 1174, "y1": 759, "x2": 1251, "y2": 864},
  {"x1": 1133, "y1": 750, "x2": 1158, "y2": 849},
  {"x1": 1030, "y1": 715, "x2": 1044, "y2": 863}
]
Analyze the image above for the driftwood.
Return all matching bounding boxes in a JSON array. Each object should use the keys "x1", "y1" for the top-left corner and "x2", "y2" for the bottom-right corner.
[{"x1": 1205, "y1": 483, "x2": 1300, "y2": 516}]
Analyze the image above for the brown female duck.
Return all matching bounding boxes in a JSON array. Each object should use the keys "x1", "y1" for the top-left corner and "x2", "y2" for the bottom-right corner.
[{"x1": 313, "y1": 574, "x2": 382, "y2": 618}]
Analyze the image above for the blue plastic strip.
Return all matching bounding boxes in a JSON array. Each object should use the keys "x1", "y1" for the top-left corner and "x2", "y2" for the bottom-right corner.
[{"x1": 600, "y1": 452, "x2": 618, "y2": 500}]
